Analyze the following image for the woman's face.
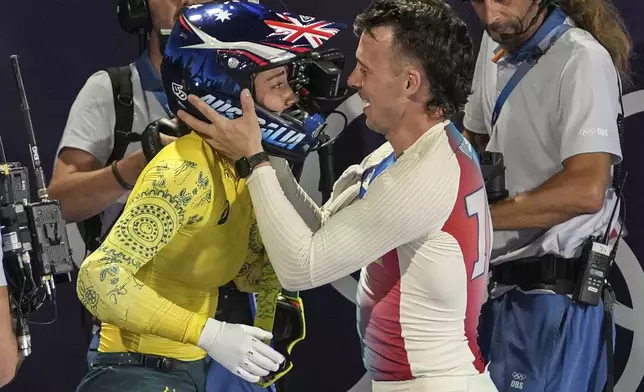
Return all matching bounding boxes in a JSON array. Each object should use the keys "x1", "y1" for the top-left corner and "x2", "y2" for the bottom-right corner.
[{"x1": 253, "y1": 66, "x2": 299, "y2": 112}]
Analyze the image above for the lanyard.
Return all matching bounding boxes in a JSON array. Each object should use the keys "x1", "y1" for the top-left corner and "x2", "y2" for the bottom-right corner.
[
  {"x1": 152, "y1": 90, "x2": 171, "y2": 117},
  {"x1": 491, "y1": 23, "x2": 571, "y2": 128},
  {"x1": 134, "y1": 52, "x2": 172, "y2": 117},
  {"x1": 359, "y1": 152, "x2": 396, "y2": 199}
]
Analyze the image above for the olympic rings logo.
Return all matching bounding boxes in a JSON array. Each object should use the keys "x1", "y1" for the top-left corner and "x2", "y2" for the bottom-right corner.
[{"x1": 512, "y1": 372, "x2": 527, "y2": 381}]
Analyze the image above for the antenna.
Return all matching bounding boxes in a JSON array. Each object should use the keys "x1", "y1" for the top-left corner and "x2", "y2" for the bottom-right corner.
[
  {"x1": 9, "y1": 55, "x2": 49, "y2": 201},
  {"x1": 0, "y1": 136, "x2": 6, "y2": 163}
]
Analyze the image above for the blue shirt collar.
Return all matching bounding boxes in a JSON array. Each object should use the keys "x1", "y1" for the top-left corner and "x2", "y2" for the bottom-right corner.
[
  {"x1": 497, "y1": 7, "x2": 568, "y2": 64},
  {"x1": 135, "y1": 50, "x2": 164, "y2": 92}
]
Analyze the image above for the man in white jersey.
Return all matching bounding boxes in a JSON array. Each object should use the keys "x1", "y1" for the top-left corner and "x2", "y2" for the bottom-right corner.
[
  {"x1": 177, "y1": 0, "x2": 498, "y2": 390},
  {"x1": 461, "y1": 0, "x2": 630, "y2": 391}
]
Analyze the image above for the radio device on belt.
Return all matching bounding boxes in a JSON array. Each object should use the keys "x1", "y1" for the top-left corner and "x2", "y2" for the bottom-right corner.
[{"x1": 572, "y1": 178, "x2": 624, "y2": 307}]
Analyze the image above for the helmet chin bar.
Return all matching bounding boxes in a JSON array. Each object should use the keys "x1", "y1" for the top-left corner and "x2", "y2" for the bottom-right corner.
[
  {"x1": 280, "y1": 98, "x2": 325, "y2": 137},
  {"x1": 254, "y1": 100, "x2": 327, "y2": 155}
]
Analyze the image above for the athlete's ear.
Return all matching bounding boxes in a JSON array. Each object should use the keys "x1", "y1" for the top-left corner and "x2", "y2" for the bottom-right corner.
[{"x1": 405, "y1": 68, "x2": 422, "y2": 97}]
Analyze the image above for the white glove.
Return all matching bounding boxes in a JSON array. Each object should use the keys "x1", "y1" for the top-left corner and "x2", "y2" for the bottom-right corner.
[{"x1": 198, "y1": 318, "x2": 285, "y2": 383}]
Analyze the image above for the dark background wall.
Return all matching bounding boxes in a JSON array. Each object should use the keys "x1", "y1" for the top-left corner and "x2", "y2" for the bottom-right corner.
[{"x1": 1, "y1": 1, "x2": 644, "y2": 391}]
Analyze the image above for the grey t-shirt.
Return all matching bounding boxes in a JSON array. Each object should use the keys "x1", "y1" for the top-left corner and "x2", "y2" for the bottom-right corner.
[
  {"x1": 56, "y1": 63, "x2": 168, "y2": 238},
  {"x1": 463, "y1": 24, "x2": 623, "y2": 264}
]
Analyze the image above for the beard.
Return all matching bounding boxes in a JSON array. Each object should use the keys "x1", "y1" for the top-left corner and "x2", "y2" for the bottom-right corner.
[{"x1": 485, "y1": 19, "x2": 525, "y2": 50}]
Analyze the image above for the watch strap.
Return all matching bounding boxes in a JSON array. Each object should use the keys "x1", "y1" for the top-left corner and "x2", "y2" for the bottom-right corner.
[
  {"x1": 235, "y1": 152, "x2": 270, "y2": 178},
  {"x1": 248, "y1": 151, "x2": 270, "y2": 170}
]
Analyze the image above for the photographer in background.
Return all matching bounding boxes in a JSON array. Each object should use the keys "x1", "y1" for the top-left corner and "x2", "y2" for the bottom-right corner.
[
  {"x1": 0, "y1": 245, "x2": 20, "y2": 387},
  {"x1": 48, "y1": 0, "x2": 190, "y2": 233},
  {"x1": 462, "y1": 0, "x2": 630, "y2": 391}
]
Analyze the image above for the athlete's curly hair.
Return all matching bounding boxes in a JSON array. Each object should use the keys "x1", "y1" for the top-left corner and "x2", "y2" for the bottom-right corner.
[{"x1": 354, "y1": 0, "x2": 475, "y2": 119}]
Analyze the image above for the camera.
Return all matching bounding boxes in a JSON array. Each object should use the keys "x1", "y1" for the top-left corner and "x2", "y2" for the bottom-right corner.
[
  {"x1": 1, "y1": 161, "x2": 74, "y2": 358},
  {"x1": 288, "y1": 48, "x2": 346, "y2": 109},
  {"x1": 2, "y1": 54, "x2": 75, "y2": 358},
  {"x1": 479, "y1": 151, "x2": 509, "y2": 204}
]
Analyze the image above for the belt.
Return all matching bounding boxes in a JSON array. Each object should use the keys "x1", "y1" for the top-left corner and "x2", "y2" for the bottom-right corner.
[
  {"x1": 491, "y1": 255, "x2": 581, "y2": 294},
  {"x1": 91, "y1": 352, "x2": 196, "y2": 372}
]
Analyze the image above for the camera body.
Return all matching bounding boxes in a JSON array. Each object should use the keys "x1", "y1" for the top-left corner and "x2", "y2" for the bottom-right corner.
[
  {"x1": 289, "y1": 48, "x2": 345, "y2": 101},
  {"x1": 479, "y1": 151, "x2": 509, "y2": 204}
]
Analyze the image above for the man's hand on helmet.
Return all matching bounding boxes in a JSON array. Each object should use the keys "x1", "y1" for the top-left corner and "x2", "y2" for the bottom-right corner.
[{"x1": 178, "y1": 89, "x2": 264, "y2": 162}]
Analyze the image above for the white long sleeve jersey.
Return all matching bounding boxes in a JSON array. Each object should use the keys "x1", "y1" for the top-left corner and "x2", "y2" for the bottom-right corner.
[{"x1": 247, "y1": 121, "x2": 492, "y2": 381}]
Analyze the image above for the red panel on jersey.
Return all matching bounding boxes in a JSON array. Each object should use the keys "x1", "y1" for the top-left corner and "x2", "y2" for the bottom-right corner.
[
  {"x1": 360, "y1": 249, "x2": 413, "y2": 381},
  {"x1": 441, "y1": 129, "x2": 491, "y2": 373}
]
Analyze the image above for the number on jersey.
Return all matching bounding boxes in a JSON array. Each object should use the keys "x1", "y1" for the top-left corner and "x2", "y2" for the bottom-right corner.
[{"x1": 465, "y1": 187, "x2": 489, "y2": 280}]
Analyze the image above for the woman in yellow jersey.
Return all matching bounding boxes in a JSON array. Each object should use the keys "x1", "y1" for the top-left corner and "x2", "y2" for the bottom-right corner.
[{"x1": 75, "y1": 2, "x2": 344, "y2": 392}]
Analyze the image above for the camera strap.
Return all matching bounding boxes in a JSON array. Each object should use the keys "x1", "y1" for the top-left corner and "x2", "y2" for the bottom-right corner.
[{"x1": 490, "y1": 21, "x2": 571, "y2": 128}]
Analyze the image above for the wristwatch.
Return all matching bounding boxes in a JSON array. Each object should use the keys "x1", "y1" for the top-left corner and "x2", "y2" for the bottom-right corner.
[{"x1": 235, "y1": 152, "x2": 270, "y2": 178}]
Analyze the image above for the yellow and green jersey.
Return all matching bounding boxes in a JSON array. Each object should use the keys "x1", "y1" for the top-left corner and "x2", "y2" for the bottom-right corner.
[{"x1": 77, "y1": 131, "x2": 274, "y2": 361}]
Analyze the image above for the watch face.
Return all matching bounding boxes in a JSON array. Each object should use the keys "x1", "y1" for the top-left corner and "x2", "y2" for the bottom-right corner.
[{"x1": 235, "y1": 157, "x2": 251, "y2": 178}]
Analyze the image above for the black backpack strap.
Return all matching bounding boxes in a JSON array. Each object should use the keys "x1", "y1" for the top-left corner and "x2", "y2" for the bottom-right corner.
[
  {"x1": 105, "y1": 66, "x2": 136, "y2": 165},
  {"x1": 79, "y1": 66, "x2": 135, "y2": 254}
]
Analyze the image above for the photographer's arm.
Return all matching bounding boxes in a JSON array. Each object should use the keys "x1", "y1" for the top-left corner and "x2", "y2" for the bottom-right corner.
[
  {"x1": 48, "y1": 70, "x2": 148, "y2": 222},
  {"x1": 490, "y1": 153, "x2": 611, "y2": 229},
  {"x1": 49, "y1": 148, "x2": 147, "y2": 222},
  {"x1": 77, "y1": 159, "x2": 212, "y2": 345},
  {"x1": 0, "y1": 253, "x2": 19, "y2": 387}
]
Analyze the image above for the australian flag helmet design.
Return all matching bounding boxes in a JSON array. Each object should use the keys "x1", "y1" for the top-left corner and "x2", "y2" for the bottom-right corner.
[{"x1": 161, "y1": 1, "x2": 346, "y2": 162}]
